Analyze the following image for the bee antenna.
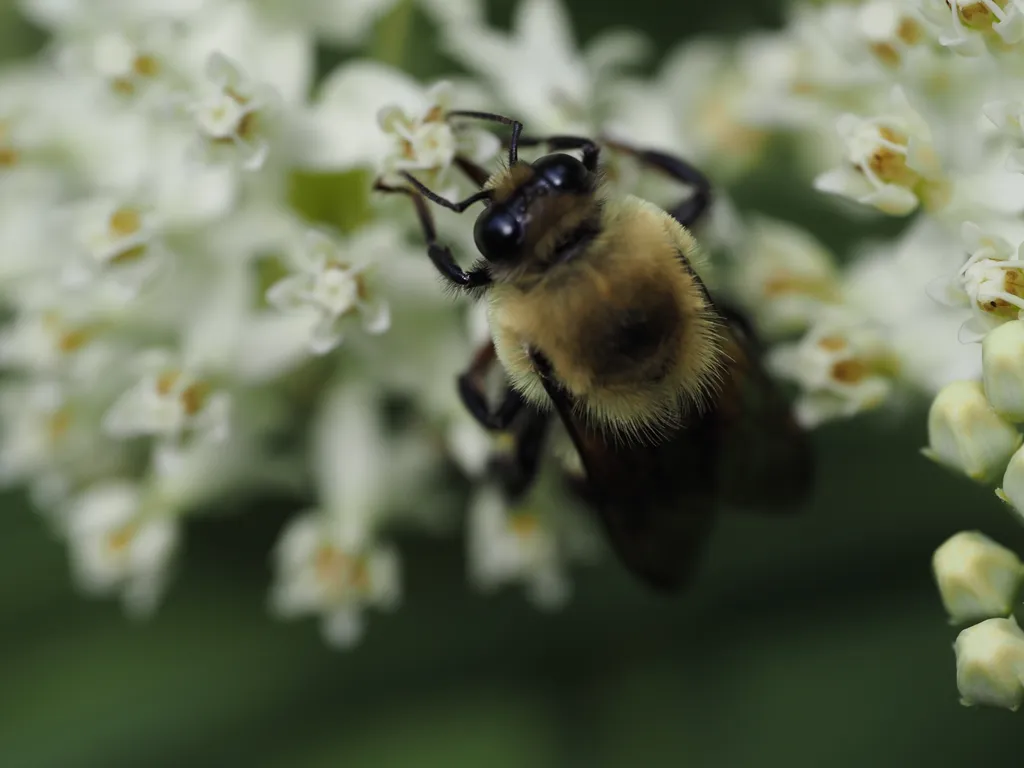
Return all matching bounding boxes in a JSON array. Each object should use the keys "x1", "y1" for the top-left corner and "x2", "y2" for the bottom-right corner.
[
  {"x1": 399, "y1": 172, "x2": 492, "y2": 213},
  {"x1": 446, "y1": 109, "x2": 524, "y2": 167}
]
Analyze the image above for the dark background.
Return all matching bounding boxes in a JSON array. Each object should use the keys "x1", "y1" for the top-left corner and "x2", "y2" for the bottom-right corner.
[{"x1": 1, "y1": 1, "x2": 1022, "y2": 765}]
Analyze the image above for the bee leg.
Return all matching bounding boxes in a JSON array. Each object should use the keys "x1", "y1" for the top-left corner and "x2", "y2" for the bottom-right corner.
[
  {"x1": 602, "y1": 140, "x2": 712, "y2": 229},
  {"x1": 513, "y1": 135, "x2": 601, "y2": 172},
  {"x1": 456, "y1": 341, "x2": 525, "y2": 430},
  {"x1": 489, "y1": 405, "x2": 551, "y2": 502},
  {"x1": 446, "y1": 110, "x2": 524, "y2": 166},
  {"x1": 373, "y1": 180, "x2": 492, "y2": 289}
]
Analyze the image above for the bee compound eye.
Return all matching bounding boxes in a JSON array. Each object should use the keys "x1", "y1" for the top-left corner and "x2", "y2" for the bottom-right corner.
[
  {"x1": 474, "y1": 207, "x2": 524, "y2": 262},
  {"x1": 533, "y1": 153, "x2": 590, "y2": 192}
]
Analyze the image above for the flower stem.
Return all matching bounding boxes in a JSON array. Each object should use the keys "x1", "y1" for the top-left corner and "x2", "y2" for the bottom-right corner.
[{"x1": 372, "y1": 0, "x2": 415, "y2": 71}]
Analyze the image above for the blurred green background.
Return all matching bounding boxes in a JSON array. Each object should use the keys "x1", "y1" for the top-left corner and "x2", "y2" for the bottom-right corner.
[{"x1": 2, "y1": 1, "x2": 1022, "y2": 766}]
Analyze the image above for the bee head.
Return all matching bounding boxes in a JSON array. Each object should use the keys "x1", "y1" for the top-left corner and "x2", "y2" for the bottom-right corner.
[{"x1": 474, "y1": 153, "x2": 592, "y2": 264}]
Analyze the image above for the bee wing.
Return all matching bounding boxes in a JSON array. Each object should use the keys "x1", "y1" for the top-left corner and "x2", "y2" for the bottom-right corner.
[
  {"x1": 712, "y1": 312, "x2": 815, "y2": 511},
  {"x1": 538, "y1": 372, "x2": 720, "y2": 593},
  {"x1": 532, "y1": 310, "x2": 812, "y2": 592}
]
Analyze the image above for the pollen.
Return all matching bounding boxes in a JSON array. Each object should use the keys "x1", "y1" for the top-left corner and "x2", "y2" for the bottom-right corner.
[
  {"x1": 133, "y1": 54, "x2": 160, "y2": 78},
  {"x1": 897, "y1": 17, "x2": 924, "y2": 45},
  {"x1": 954, "y1": 0, "x2": 999, "y2": 29},
  {"x1": 870, "y1": 42, "x2": 901, "y2": 67},
  {"x1": 224, "y1": 86, "x2": 251, "y2": 106},
  {"x1": 155, "y1": 370, "x2": 180, "y2": 396},
  {"x1": 831, "y1": 358, "x2": 870, "y2": 383},
  {"x1": 48, "y1": 408, "x2": 72, "y2": 442},
  {"x1": 180, "y1": 381, "x2": 210, "y2": 416},
  {"x1": 236, "y1": 111, "x2": 258, "y2": 141},
  {"x1": 57, "y1": 327, "x2": 94, "y2": 353},
  {"x1": 817, "y1": 335, "x2": 848, "y2": 352},
  {"x1": 764, "y1": 273, "x2": 839, "y2": 301},
  {"x1": 107, "y1": 523, "x2": 137, "y2": 553},
  {"x1": 509, "y1": 512, "x2": 539, "y2": 538},
  {"x1": 108, "y1": 207, "x2": 142, "y2": 238},
  {"x1": 111, "y1": 77, "x2": 135, "y2": 96},
  {"x1": 355, "y1": 273, "x2": 370, "y2": 302},
  {"x1": 315, "y1": 545, "x2": 369, "y2": 591}
]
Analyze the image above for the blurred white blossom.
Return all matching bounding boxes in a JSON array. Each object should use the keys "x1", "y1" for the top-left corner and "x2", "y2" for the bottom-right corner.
[
  {"x1": 728, "y1": 215, "x2": 842, "y2": 338},
  {"x1": 64, "y1": 479, "x2": 180, "y2": 617},
  {"x1": 442, "y1": 0, "x2": 648, "y2": 133},
  {"x1": 270, "y1": 511, "x2": 401, "y2": 648},
  {"x1": 769, "y1": 312, "x2": 898, "y2": 426}
]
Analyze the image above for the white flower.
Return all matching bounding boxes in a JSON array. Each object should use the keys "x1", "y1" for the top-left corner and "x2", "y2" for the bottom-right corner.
[
  {"x1": 768, "y1": 312, "x2": 898, "y2": 427},
  {"x1": 0, "y1": 380, "x2": 126, "y2": 507},
  {"x1": 65, "y1": 479, "x2": 180, "y2": 617},
  {"x1": 467, "y1": 484, "x2": 572, "y2": 610},
  {"x1": 931, "y1": 222, "x2": 1024, "y2": 343},
  {"x1": 188, "y1": 52, "x2": 279, "y2": 171},
  {"x1": 377, "y1": 80, "x2": 500, "y2": 193},
  {"x1": 734, "y1": 4, "x2": 880, "y2": 132},
  {"x1": 918, "y1": 0, "x2": 1024, "y2": 55},
  {"x1": 270, "y1": 512, "x2": 400, "y2": 649},
  {"x1": 933, "y1": 530, "x2": 1024, "y2": 624},
  {"x1": 0, "y1": 294, "x2": 121, "y2": 382},
  {"x1": 728, "y1": 215, "x2": 842, "y2": 338},
  {"x1": 923, "y1": 379, "x2": 1022, "y2": 481},
  {"x1": 266, "y1": 228, "x2": 390, "y2": 355},
  {"x1": 603, "y1": 40, "x2": 769, "y2": 182},
  {"x1": 63, "y1": 196, "x2": 168, "y2": 297},
  {"x1": 843, "y1": 219, "x2": 983, "y2": 394},
  {"x1": 103, "y1": 348, "x2": 230, "y2": 446},
  {"x1": 856, "y1": 0, "x2": 931, "y2": 70},
  {"x1": 955, "y1": 617, "x2": 1024, "y2": 710},
  {"x1": 814, "y1": 87, "x2": 950, "y2": 215},
  {"x1": 441, "y1": 0, "x2": 648, "y2": 133},
  {"x1": 54, "y1": 20, "x2": 186, "y2": 107}
]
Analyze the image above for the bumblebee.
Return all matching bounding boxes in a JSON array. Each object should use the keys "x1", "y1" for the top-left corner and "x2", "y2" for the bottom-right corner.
[{"x1": 375, "y1": 111, "x2": 813, "y2": 592}]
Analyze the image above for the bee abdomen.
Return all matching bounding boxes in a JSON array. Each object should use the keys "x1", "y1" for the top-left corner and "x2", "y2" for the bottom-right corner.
[{"x1": 585, "y1": 295, "x2": 682, "y2": 387}]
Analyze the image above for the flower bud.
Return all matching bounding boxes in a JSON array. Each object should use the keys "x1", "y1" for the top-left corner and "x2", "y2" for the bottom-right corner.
[
  {"x1": 955, "y1": 617, "x2": 1024, "y2": 710},
  {"x1": 923, "y1": 380, "x2": 1021, "y2": 482},
  {"x1": 933, "y1": 531, "x2": 1023, "y2": 624},
  {"x1": 996, "y1": 442, "x2": 1024, "y2": 516},
  {"x1": 983, "y1": 320, "x2": 1024, "y2": 421}
]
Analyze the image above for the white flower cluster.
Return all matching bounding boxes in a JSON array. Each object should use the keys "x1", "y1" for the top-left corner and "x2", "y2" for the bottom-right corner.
[
  {"x1": 5, "y1": 0, "x2": 1016, "y2": 663},
  {"x1": 730, "y1": 0, "x2": 1024, "y2": 712},
  {"x1": 1, "y1": 0, "x2": 659, "y2": 647}
]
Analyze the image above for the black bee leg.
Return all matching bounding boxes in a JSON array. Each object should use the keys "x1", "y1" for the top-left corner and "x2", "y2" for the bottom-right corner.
[
  {"x1": 603, "y1": 139, "x2": 712, "y2": 229},
  {"x1": 490, "y1": 406, "x2": 551, "y2": 502},
  {"x1": 373, "y1": 180, "x2": 492, "y2": 290},
  {"x1": 456, "y1": 341, "x2": 525, "y2": 430},
  {"x1": 446, "y1": 110, "x2": 524, "y2": 166},
  {"x1": 514, "y1": 135, "x2": 601, "y2": 172}
]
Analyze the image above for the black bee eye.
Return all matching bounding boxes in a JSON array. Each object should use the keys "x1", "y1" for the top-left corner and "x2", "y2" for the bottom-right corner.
[
  {"x1": 533, "y1": 153, "x2": 590, "y2": 193},
  {"x1": 474, "y1": 207, "x2": 524, "y2": 262}
]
